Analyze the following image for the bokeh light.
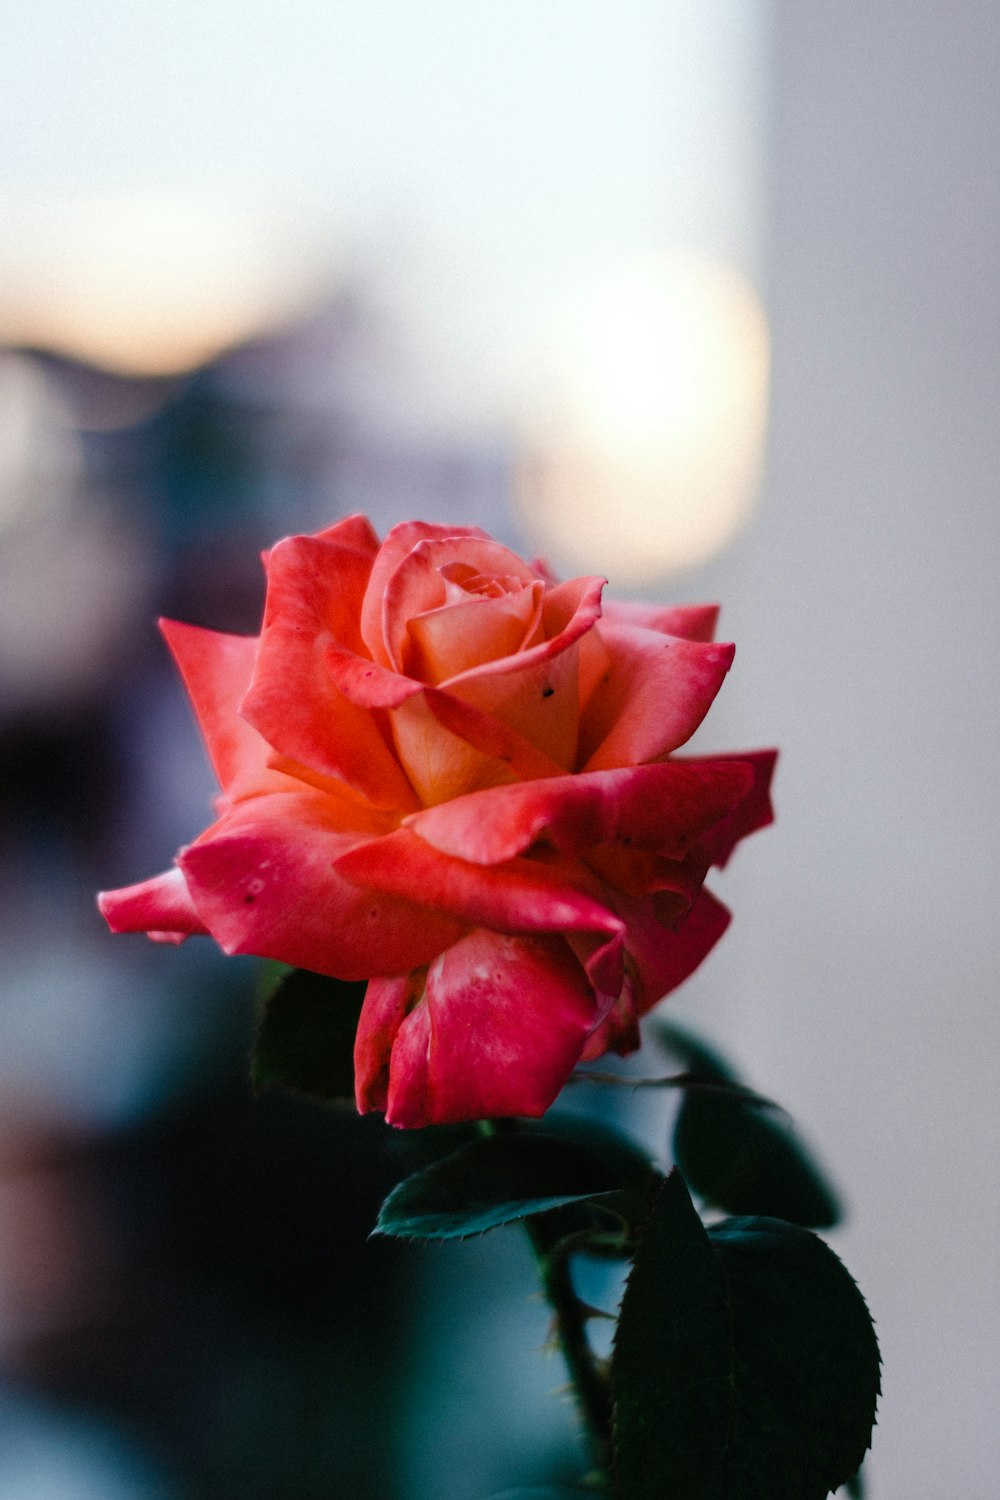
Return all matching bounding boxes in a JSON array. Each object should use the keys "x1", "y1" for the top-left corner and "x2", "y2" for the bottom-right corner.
[
  {"x1": 515, "y1": 252, "x2": 770, "y2": 586},
  {"x1": 0, "y1": 196, "x2": 336, "y2": 376}
]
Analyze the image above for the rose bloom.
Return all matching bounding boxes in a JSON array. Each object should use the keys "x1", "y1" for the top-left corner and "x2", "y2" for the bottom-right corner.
[{"x1": 100, "y1": 517, "x2": 774, "y2": 1127}]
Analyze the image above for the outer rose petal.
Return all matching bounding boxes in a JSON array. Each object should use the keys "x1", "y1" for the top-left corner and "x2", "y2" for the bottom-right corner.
[
  {"x1": 614, "y1": 886, "x2": 731, "y2": 1028},
  {"x1": 335, "y1": 827, "x2": 624, "y2": 941},
  {"x1": 313, "y1": 513, "x2": 381, "y2": 557},
  {"x1": 404, "y1": 760, "x2": 756, "y2": 865},
  {"x1": 599, "y1": 601, "x2": 719, "y2": 642},
  {"x1": 578, "y1": 887, "x2": 732, "y2": 1061},
  {"x1": 685, "y1": 749, "x2": 778, "y2": 868},
  {"x1": 159, "y1": 620, "x2": 280, "y2": 802},
  {"x1": 356, "y1": 930, "x2": 602, "y2": 1126},
  {"x1": 240, "y1": 535, "x2": 417, "y2": 810},
  {"x1": 353, "y1": 971, "x2": 420, "y2": 1113},
  {"x1": 178, "y1": 794, "x2": 463, "y2": 979},
  {"x1": 98, "y1": 866, "x2": 208, "y2": 943},
  {"x1": 578, "y1": 622, "x2": 735, "y2": 771}
]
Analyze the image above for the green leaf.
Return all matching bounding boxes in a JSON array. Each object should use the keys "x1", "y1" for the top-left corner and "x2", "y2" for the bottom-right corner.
[
  {"x1": 611, "y1": 1172, "x2": 880, "y2": 1500},
  {"x1": 526, "y1": 1112, "x2": 659, "y2": 1189},
  {"x1": 652, "y1": 1019, "x2": 740, "y2": 1082},
  {"x1": 374, "y1": 1131, "x2": 627, "y2": 1239},
  {"x1": 252, "y1": 967, "x2": 366, "y2": 1104},
  {"x1": 839, "y1": 1469, "x2": 865, "y2": 1499},
  {"x1": 518, "y1": 1114, "x2": 664, "y2": 1247},
  {"x1": 573, "y1": 1068, "x2": 780, "y2": 1109},
  {"x1": 658, "y1": 1021, "x2": 841, "y2": 1228}
]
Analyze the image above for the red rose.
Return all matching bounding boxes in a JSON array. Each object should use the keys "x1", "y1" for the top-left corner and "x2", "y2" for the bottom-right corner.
[{"x1": 100, "y1": 516, "x2": 775, "y2": 1126}]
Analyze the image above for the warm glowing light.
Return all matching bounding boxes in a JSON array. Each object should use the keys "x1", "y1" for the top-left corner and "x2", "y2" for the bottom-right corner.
[
  {"x1": 0, "y1": 196, "x2": 336, "y2": 376},
  {"x1": 515, "y1": 252, "x2": 770, "y2": 585}
]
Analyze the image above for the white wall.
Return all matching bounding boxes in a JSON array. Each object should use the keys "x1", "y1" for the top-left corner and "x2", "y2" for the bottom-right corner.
[{"x1": 676, "y1": 6, "x2": 1000, "y2": 1494}]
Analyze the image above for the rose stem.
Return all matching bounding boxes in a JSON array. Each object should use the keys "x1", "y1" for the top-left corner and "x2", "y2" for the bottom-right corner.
[
  {"x1": 480, "y1": 1120, "x2": 613, "y2": 1476},
  {"x1": 523, "y1": 1213, "x2": 614, "y2": 1475}
]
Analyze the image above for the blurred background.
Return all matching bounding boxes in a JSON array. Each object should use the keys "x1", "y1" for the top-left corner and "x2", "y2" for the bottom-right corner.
[{"x1": 0, "y1": 2, "x2": 997, "y2": 1495}]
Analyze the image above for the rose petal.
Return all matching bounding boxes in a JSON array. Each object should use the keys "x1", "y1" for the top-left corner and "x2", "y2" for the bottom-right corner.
[
  {"x1": 159, "y1": 620, "x2": 281, "y2": 801},
  {"x1": 358, "y1": 930, "x2": 602, "y2": 1126},
  {"x1": 179, "y1": 793, "x2": 462, "y2": 979},
  {"x1": 323, "y1": 643, "x2": 423, "y2": 710},
  {"x1": 444, "y1": 575, "x2": 605, "y2": 770},
  {"x1": 396, "y1": 693, "x2": 525, "y2": 805},
  {"x1": 353, "y1": 971, "x2": 423, "y2": 1114},
  {"x1": 239, "y1": 535, "x2": 417, "y2": 810},
  {"x1": 417, "y1": 688, "x2": 567, "y2": 784},
  {"x1": 623, "y1": 886, "x2": 731, "y2": 1022},
  {"x1": 578, "y1": 622, "x2": 735, "y2": 770},
  {"x1": 323, "y1": 645, "x2": 566, "y2": 803},
  {"x1": 406, "y1": 583, "x2": 542, "y2": 684},
  {"x1": 578, "y1": 887, "x2": 731, "y2": 1060},
  {"x1": 559, "y1": 921, "x2": 626, "y2": 1003},
  {"x1": 575, "y1": 966, "x2": 641, "y2": 1057},
  {"x1": 584, "y1": 846, "x2": 707, "y2": 903},
  {"x1": 359, "y1": 521, "x2": 491, "y2": 667},
  {"x1": 684, "y1": 749, "x2": 778, "y2": 868},
  {"x1": 98, "y1": 865, "x2": 208, "y2": 942},
  {"x1": 404, "y1": 759, "x2": 756, "y2": 865},
  {"x1": 335, "y1": 827, "x2": 624, "y2": 942},
  {"x1": 598, "y1": 601, "x2": 719, "y2": 642},
  {"x1": 313, "y1": 513, "x2": 381, "y2": 557},
  {"x1": 381, "y1": 535, "x2": 538, "y2": 673}
]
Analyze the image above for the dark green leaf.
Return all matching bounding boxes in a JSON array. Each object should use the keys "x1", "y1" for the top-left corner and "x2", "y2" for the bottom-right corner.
[
  {"x1": 652, "y1": 1019, "x2": 739, "y2": 1082},
  {"x1": 612, "y1": 1172, "x2": 732, "y2": 1500},
  {"x1": 374, "y1": 1131, "x2": 625, "y2": 1239},
  {"x1": 252, "y1": 967, "x2": 366, "y2": 1104},
  {"x1": 612, "y1": 1172, "x2": 880, "y2": 1500},
  {"x1": 573, "y1": 1069, "x2": 779, "y2": 1109},
  {"x1": 673, "y1": 1091, "x2": 840, "y2": 1228},
  {"x1": 388, "y1": 1120, "x2": 481, "y2": 1173},
  {"x1": 525, "y1": 1112, "x2": 659, "y2": 1189},
  {"x1": 518, "y1": 1115, "x2": 663, "y2": 1245},
  {"x1": 658, "y1": 1021, "x2": 840, "y2": 1228}
]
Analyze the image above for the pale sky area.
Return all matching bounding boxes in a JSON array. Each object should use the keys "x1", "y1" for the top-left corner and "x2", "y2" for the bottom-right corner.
[{"x1": 0, "y1": 0, "x2": 765, "y2": 428}]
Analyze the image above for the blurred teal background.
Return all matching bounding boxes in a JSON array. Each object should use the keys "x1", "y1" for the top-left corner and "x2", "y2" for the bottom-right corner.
[{"x1": 0, "y1": 4, "x2": 997, "y2": 1497}]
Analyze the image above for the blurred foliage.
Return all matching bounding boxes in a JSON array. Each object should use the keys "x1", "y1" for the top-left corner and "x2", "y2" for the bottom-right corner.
[
  {"x1": 253, "y1": 967, "x2": 366, "y2": 1106},
  {"x1": 656, "y1": 1021, "x2": 841, "y2": 1229}
]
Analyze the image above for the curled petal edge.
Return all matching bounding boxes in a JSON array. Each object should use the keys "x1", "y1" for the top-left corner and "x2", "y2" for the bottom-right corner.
[
  {"x1": 404, "y1": 758, "x2": 757, "y2": 866},
  {"x1": 98, "y1": 866, "x2": 208, "y2": 944}
]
